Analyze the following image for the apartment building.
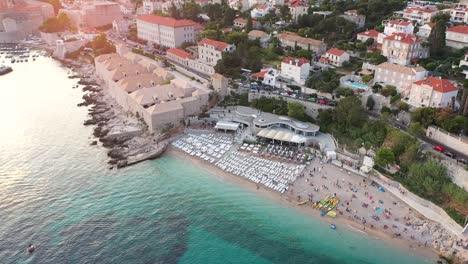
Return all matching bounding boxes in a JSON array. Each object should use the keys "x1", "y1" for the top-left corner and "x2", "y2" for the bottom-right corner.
[
  {"x1": 357, "y1": 29, "x2": 384, "y2": 44},
  {"x1": 320, "y1": 48, "x2": 350, "y2": 67},
  {"x1": 381, "y1": 33, "x2": 428, "y2": 66},
  {"x1": 383, "y1": 20, "x2": 414, "y2": 36},
  {"x1": 136, "y1": 14, "x2": 196, "y2": 48},
  {"x1": 166, "y1": 47, "x2": 215, "y2": 76},
  {"x1": 280, "y1": 57, "x2": 310, "y2": 85},
  {"x1": 408, "y1": 77, "x2": 459, "y2": 108},
  {"x1": 374, "y1": 62, "x2": 427, "y2": 95},
  {"x1": 198, "y1": 38, "x2": 235, "y2": 66},
  {"x1": 416, "y1": 23, "x2": 435, "y2": 40},
  {"x1": 402, "y1": 7, "x2": 439, "y2": 25},
  {"x1": 286, "y1": 0, "x2": 309, "y2": 22},
  {"x1": 446, "y1": 25, "x2": 468, "y2": 49}
]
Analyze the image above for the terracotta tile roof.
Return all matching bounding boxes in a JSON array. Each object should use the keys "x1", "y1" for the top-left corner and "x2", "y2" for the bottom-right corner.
[
  {"x1": 287, "y1": 0, "x2": 309, "y2": 8},
  {"x1": 326, "y1": 48, "x2": 346, "y2": 56},
  {"x1": 198, "y1": 38, "x2": 231, "y2": 51},
  {"x1": 282, "y1": 57, "x2": 310, "y2": 66},
  {"x1": 447, "y1": 25, "x2": 468, "y2": 35},
  {"x1": 137, "y1": 14, "x2": 195, "y2": 28},
  {"x1": 357, "y1": 29, "x2": 380, "y2": 38},
  {"x1": 193, "y1": 23, "x2": 205, "y2": 31},
  {"x1": 384, "y1": 33, "x2": 421, "y2": 44},
  {"x1": 251, "y1": 70, "x2": 268, "y2": 78},
  {"x1": 387, "y1": 20, "x2": 412, "y2": 27},
  {"x1": 248, "y1": 30, "x2": 268, "y2": 38},
  {"x1": 278, "y1": 32, "x2": 324, "y2": 47},
  {"x1": 377, "y1": 62, "x2": 426, "y2": 75},
  {"x1": 255, "y1": 4, "x2": 270, "y2": 10},
  {"x1": 414, "y1": 77, "x2": 458, "y2": 93},
  {"x1": 344, "y1": 9, "x2": 358, "y2": 15},
  {"x1": 234, "y1": 17, "x2": 258, "y2": 25},
  {"x1": 167, "y1": 48, "x2": 192, "y2": 59}
]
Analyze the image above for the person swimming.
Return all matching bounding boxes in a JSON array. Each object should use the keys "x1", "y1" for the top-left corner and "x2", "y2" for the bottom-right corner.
[{"x1": 27, "y1": 244, "x2": 35, "y2": 253}]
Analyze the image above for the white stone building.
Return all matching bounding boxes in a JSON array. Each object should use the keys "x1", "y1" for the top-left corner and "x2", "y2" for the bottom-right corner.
[
  {"x1": 356, "y1": 29, "x2": 384, "y2": 44},
  {"x1": 250, "y1": 4, "x2": 274, "y2": 18},
  {"x1": 319, "y1": 48, "x2": 350, "y2": 67},
  {"x1": 408, "y1": 77, "x2": 459, "y2": 108},
  {"x1": 198, "y1": 38, "x2": 235, "y2": 67},
  {"x1": 286, "y1": 0, "x2": 309, "y2": 22},
  {"x1": 402, "y1": 7, "x2": 439, "y2": 25},
  {"x1": 166, "y1": 47, "x2": 215, "y2": 76},
  {"x1": 374, "y1": 62, "x2": 427, "y2": 95},
  {"x1": 416, "y1": 23, "x2": 434, "y2": 40},
  {"x1": 460, "y1": 53, "x2": 468, "y2": 79},
  {"x1": 136, "y1": 14, "x2": 197, "y2": 48},
  {"x1": 280, "y1": 57, "x2": 310, "y2": 85},
  {"x1": 446, "y1": 25, "x2": 468, "y2": 50},
  {"x1": 383, "y1": 20, "x2": 414, "y2": 36}
]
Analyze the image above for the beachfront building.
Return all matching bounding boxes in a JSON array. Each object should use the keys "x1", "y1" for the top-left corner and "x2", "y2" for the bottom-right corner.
[
  {"x1": 446, "y1": 25, "x2": 468, "y2": 50},
  {"x1": 383, "y1": 20, "x2": 415, "y2": 36},
  {"x1": 198, "y1": 38, "x2": 235, "y2": 67},
  {"x1": 402, "y1": 7, "x2": 439, "y2": 25},
  {"x1": 95, "y1": 46, "x2": 210, "y2": 131},
  {"x1": 278, "y1": 32, "x2": 327, "y2": 55},
  {"x1": 286, "y1": 0, "x2": 309, "y2": 22},
  {"x1": 248, "y1": 30, "x2": 269, "y2": 47},
  {"x1": 374, "y1": 62, "x2": 427, "y2": 95},
  {"x1": 408, "y1": 77, "x2": 459, "y2": 108},
  {"x1": 340, "y1": 9, "x2": 365, "y2": 28},
  {"x1": 416, "y1": 23, "x2": 434, "y2": 40},
  {"x1": 136, "y1": 14, "x2": 197, "y2": 48},
  {"x1": 381, "y1": 33, "x2": 428, "y2": 66},
  {"x1": 280, "y1": 57, "x2": 310, "y2": 85},
  {"x1": 226, "y1": 106, "x2": 320, "y2": 147},
  {"x1": 320, "y1": 48, "x2": 350, "y2": 67}
]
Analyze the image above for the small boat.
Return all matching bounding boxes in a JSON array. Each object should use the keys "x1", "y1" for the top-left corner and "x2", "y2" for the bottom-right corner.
[
  {"x1": 330, "y1": 224, "x2": 337, "y2": 230},
  {"x1": 0, "y1": 65, "x2": 12, "y2": 75}
]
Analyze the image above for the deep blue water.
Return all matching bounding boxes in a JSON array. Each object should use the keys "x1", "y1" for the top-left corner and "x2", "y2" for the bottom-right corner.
[{"x1": 0, "y1": 56, "x2": 434, "y2": 263}]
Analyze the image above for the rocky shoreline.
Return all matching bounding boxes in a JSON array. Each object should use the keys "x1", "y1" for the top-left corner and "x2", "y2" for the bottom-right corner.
[{"x1": 65, "y1": 61, "x2": 168, "y2": 169}]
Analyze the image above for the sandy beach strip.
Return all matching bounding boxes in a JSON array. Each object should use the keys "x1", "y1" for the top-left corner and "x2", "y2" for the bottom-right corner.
[{"x1": 165, "y1": 146, "x2": 438, "y2": 259}]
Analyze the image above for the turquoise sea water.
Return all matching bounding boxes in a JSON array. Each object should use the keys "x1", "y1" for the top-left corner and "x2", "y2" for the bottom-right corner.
[{"x1": 0, "y1": 56, "x2": 434, "y2": 264}]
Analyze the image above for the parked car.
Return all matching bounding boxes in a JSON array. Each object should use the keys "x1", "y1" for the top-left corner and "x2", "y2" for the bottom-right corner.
[
  {"x1": 308, "y1": 97, "x2": 317, "y2": 102},
  {"x1": 328, "y1": 101, "x2": 337, "y2": 106},
  {"x1": 457, "y1": 158, "x2": 468, "y2": 165},
  {"x1": 444, "y1": 152, "x2": 456, "y2": 159},
  {"x1": 318, "y1": 99, "x2": 329, "y2": 105},
  {"x1": 433, "y1": 145, "x2": 444, "y2": 153}
]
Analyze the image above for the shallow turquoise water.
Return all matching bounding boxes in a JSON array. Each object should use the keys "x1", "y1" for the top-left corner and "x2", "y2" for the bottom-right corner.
[{"x1": 0, "y1": 56, "x2": 434, "y2": 263}]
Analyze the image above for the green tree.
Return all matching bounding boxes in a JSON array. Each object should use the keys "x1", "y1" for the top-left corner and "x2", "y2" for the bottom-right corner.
[
  {"x1": 333, "y1": 96, "x2": 366, "y2": 133},
  {"x1": 183, "y1": 1, "x2": 202, "y2": 20},
  {"x1": 407, "y1": 161, "x2": 450, "y2": 202},
  {"x1": 246, "y1": 15, "x2": 253, "y2": 32},
  {"x1": 375, "y1": 147, "x2": 395, "y2": 167},
  {"x1": 287, "y1": 102, "x2": 306, "y2": 120},
  {"x1": 428, "y1": 14, "x2": 449, "y2": 57},
  {"x1": 408, "y1": 122, "x2": 424, "y2": 137}
]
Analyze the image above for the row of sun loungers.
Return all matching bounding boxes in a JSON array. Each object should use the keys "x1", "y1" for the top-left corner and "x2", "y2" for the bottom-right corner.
[
  {"x1": 172, "y1": 134, "x2": 234, "y2": 163},
  {"x1": 215, "y1": 152, "x2": 306, "y2": 193}
]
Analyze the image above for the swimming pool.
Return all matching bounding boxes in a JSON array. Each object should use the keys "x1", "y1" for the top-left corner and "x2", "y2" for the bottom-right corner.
[{"x1": 344, "y1": 80, "x2": 368, "y2": 90}]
